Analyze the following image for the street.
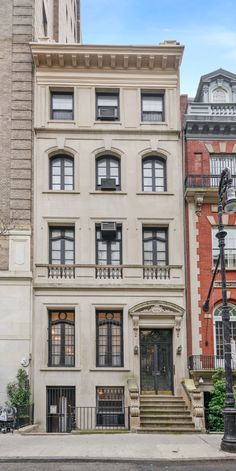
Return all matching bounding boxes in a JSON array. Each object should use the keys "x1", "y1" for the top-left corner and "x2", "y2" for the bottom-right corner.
[{"x1": 0, "y1": 461, "x2": 236, "y2": 471}]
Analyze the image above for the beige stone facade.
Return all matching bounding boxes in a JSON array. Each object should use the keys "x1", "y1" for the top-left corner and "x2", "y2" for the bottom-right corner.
[
  {"x1": 31, "y1": 42, "x2": 188, "y2": 431},
  {"x1": 0, "y1": 0, "x2": 79, "y2": 404}
]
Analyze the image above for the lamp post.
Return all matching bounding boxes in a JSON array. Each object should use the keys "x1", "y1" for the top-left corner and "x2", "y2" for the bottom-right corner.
[{"x1": 203, "y1": 167, "x2": 236, "y2": 453}]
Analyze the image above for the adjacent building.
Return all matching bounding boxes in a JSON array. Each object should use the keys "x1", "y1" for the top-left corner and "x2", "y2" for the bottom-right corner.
[
  {"x1": 0, "y1": 0, "x2": 79, "y2": 405},
  {"x1": 31, "y1": 40, "x2": 191, "y2": 432},
  {"x1": 184, "y1": 69, "x2": 236, "y2": 402}
]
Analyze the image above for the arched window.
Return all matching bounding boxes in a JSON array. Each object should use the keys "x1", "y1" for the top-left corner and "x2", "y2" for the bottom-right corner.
[
  {"x1": 212, "y1": 87, "x2": 227, "y2": 103},
  {"x1": 214, "y1": 304, "x2": 236, "y2": 359},
  {"x1": 48, "y1": 310, "x2": 75, "y2": 367},
  {"x1": 96, "y1": 155, "x2": 120, "y2": 190},
  {"x1": 50, "y1": 155, "x2": 74, "y2": 190},
  {"x1": 142, "y1": 156, "x2": 166, "y2": 192}
]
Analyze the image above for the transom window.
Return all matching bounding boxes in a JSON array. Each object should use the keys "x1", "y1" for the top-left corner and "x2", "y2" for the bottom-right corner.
[
  {"x1": 142, "y1": 157, "x2": 166, "y2": 192},
  {"x1": 48, "y1": 310, "x2": 75, "y2": 367},
  {"x1": 141, "y1": 93, "x2": 164, "y2": 122},
  {"x1": 96, "y1": 92, "x2": 119, "y2": 120},
  {"x1": 50, "y1": 155, "x2": 74, "y2": 190},
  {"x1": 212, "y1": 228, "x2": 236, "y2": 269},
  {"x1": 96, "y1": 224, "x2": 122, "y2": 265},
  {"x1": 96, "y1": 310, "x2": 123, "y2": 367},
  {"x1": 214, "y1": 304, "x2": 236, "y2": 359},
  {"x1": 49, "y1": 227, "x2": 75, "y2": 265},
  {"x1": 143, "y1": 228, "x2": 168, "y2": 266},
  {"x1": 96, "y1": 156, "x2": 120, "y2": 190},
  {"x1": 51, "y1": 91, "x2": 74, "y2": 120}
]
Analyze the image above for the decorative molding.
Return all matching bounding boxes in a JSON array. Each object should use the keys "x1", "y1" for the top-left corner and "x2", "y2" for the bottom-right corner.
[
  {"x1": 214, "y1": 281, "x2": 236, "y2": 288},
  {"x1": 194, "y1": 193, "x2": 205, "y2": 215},
  {"x1": 129, "y1": 300, "x2": 184, "y2": 316}
]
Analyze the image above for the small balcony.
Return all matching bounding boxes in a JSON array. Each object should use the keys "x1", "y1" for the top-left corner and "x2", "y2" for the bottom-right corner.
[
  {"x1": 185, "y1": 174, "x2": 236, "y2": 201},
  {"x1": 189, "y1": 355, "x2": 236, "y2": 371},
  {"x1": 35, "y1": 263, "x2": 183, "y2": 287}
]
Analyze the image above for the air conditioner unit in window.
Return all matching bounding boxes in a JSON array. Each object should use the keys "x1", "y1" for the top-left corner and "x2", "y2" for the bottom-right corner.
[
  {"x1": 97, "y1": 107, "x2": 118, "y2": 119},
  {"x1": 101, "y1": 222, "x2": 117, "y2": 237},
  {"x1": 101, "y1": 178, "x2": 117, "y2": 191}
]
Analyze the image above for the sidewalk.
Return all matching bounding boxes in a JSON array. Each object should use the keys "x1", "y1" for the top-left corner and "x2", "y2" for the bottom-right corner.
[{"x1": 0, "y1": 432, "x2": 236, "y2": 461}]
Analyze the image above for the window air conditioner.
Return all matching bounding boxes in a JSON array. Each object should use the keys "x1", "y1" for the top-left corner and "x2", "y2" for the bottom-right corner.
[
  {"x1": 101, "y1": 222, "x2": 117, "y2": 237},
  {"x1": 98, "y1": 107, "x2": 118, "y2": 119},
  {"x1": 101, "y1": 178, "x2": 117, "y2": 191}
]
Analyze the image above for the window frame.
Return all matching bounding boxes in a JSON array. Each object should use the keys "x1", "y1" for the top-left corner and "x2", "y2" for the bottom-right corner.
[
  {"x1": 141, "y1": 92, "x2": 165, "y2": 122},
  {"x1": 49, "y1": 155, "x2": 74, "y2": 191},
  {"x1": 50, "y1": 91, "x2": 74, "y2": 121},
  {"x1": 212, "y1": 227, "x2": 236, "y2": 270},
  {"x1": 96, "y1": 310, "x2": 124, "y2": 367},
  {"x1": 96, "y1": 91, "x2": 120, "y2": 121},
  {"x1": 214, "y1": 304, "x2": 236, "y2": 359},
  {"x1": 48, "y1": 310, "x2": 75, "y2": 367},
  {"x1": 49, "y1": 226, "x2": 75, "y2": 265},
  {"x1": 96, "y1": 155, "x2": 121, "y2": 191},
  {"x1": 96, "y1": 386, "x2": 125, "y2": 427},
  {"x1": 142, "y1": 156, "x2": 167, "y2": 192},
  {"x1": 96, "y1": 224, "x2": 122, "y2": 265},
  {"x1": 143, "y1": 227, "x2": 168, "y2": 266}
]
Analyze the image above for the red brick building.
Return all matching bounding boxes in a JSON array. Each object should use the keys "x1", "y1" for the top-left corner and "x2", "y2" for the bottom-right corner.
[{"x1": 183, "y1": 69, "x2": 236, "y2": 393}]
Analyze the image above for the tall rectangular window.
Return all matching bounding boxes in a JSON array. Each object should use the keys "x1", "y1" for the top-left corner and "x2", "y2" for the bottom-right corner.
[
  {"x1": 210, "y1": 155, "x2": 236, "y2": 186},
  {"x1": 96, "y1": 92, "x2": 119, "y2": 120},
  {"x1": 212, "y1": 228, "x2": 236, "y2": 269},
  {"x1": 141, "y1": 93, "x2": 164, "y2": 122},
  {"x1": 49, "y1": 227, "x2": 75, "y2": 264},
  {"x1": 51, "y1": 91, "x2": 74, "y2": 120},
  {"x1": 96, "y1": 224, "x2": 122, "y2": 265},
  {"x1": 143, "y1": 228, "x2": 168, "y2": 265},
  {"x1": 96, "y1": 310, "x2": 123, "y2": 367},
  {"x1": 48, "y1": 310, "x2": 75, "y2": 367}
]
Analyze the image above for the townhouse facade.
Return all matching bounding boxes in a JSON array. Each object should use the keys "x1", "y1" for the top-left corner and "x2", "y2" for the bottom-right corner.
[
  {"x1": 0, "y1": 0, "x2": 79, "y2": 405},
  {"x1": 184, "y1": 69, "x2": 236, "y2": 404},
  {"x1": 30, "y1": 40, "x2": 194, "y2": 432}
]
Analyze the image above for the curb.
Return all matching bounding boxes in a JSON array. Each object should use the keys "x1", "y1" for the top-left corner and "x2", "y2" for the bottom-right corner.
[{"x1": 0, "y1": 456, "x2": 236, "y2": 463}]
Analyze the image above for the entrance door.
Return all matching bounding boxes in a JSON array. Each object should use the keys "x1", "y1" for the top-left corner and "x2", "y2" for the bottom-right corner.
[
  {"x1": 140, "y1": 329, "x2": 173, "y2": 394},
  {"x1": 47, "y1": 386, "x2": 75, "y2": 432}
]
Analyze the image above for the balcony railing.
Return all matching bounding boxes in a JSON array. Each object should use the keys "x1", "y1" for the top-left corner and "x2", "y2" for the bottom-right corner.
[
  {"x1": 185, "y1": 174, "x2": 236, "y2": 189},
  {"x1": 189, "y1": 355, "x2": 236, "y2": 370},
  {"x1": 35, "y1": 263, "x2": 183, "y2": 283},
  {"x1": 187, "y1": 103, "x2": 236, "y2": 117}
]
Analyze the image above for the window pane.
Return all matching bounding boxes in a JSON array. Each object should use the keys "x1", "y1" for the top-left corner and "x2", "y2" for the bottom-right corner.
[
  {"x1": 97, "y1": 95, "x2": 118, "y2": 106},
  {"x1": 96, "y1": 312, "x2": 123, "y2": 367},
  {"x1": 142, "y1": 95, "x2": 163, "y2": 112},
  {"x1": 52, "y1": 94, "x2": 73, "y2": 110}
]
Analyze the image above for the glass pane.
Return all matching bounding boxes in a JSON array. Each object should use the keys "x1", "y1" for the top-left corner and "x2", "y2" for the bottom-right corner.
[
  {"x1": 52, "y1": 94, "x2": 73, "y2": 110},
  {"x1": 97, "y1": 95, "x2": 118, "y2": 106},
  {"x1": 142, "y1": 95, "x2": 163, "y2": 112},
  {"x1": 52, "y1": 240, "x2": 61, "y2": 250}
]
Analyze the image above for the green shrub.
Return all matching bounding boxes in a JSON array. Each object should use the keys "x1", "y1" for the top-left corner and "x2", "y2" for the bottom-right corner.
[{"x1": 6, "y1": 368, "x2": 31, "y2": 407}]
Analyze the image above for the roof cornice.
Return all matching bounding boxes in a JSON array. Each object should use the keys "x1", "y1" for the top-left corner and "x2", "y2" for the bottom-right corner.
[{"x1": 31, "y1": 41, "x2": 184, "y2": 71}]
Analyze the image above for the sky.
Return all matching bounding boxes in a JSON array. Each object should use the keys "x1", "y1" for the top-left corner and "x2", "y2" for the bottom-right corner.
[{"x1": 80, "y1": 0, "x2": 236, "y2": 96}]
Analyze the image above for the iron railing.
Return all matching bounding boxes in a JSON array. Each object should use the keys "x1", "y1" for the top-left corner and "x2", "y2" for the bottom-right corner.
[
  {"x1": 185, "y1": 174, "x2": 236, "y2": 189},
  {"x1": 189, "y1": 355, "x2": 236, "y2": 370},
  {"x1": 68, "y1": 406, "x2": 130, "y2": 431},
  {"x1": 15, "y1": 404, "x2": 34, "y2": 429}
]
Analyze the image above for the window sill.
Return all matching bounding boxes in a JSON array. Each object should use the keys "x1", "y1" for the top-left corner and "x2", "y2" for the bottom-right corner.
[
  {"x1": 140, "y1": 121, "x2": 167, "y2": 126},
  {"x1": 90, "y1": 368, "x2": 130, "y2": 372},
  {"x1": 47, "y1": 120, "x2": 76, "y2": 124},
  {"x1": 42, "y1": 191, "x2": 80, "y2": 195},
  {"x1": 94, "y1": 121, "x2": 122, "y2": 125},
  {"x1": 212, "y1": 267, "x2": 236, "y2": 272},
  {"x1": 89, "y1": 191, "x2": 127, "y2": 195},
  {"x1": 136, "y1": 191, "x2": 174, "y2": 196},
  {"x1": 40, "y1": 367, "x2": 81, "y2": 371}
]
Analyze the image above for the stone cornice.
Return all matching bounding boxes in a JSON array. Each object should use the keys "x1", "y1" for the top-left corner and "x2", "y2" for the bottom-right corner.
[{"x1": 31, "y1": 41, "x2": 184, "y2": 71}]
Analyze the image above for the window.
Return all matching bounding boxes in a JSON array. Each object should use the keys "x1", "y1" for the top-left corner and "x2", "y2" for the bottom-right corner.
[
  {"x1": 96, "y1": 156, "x2": 120, "y2": 190},
  {"x1": 49, "y1": 227, "x2": 75, "y2": 264},
  {"x1": 50, "y1": 155, "x2": 74, "y2": 190},
  {"x1": 212, "y1": 88, "x2": 227, "y2": 103},
  {"x1": 48, "y1": 310, "x2": 75, "y2": 367},
  {"x1": 96, "y1": 92, "x2": 119, "y2": 120},
  {"x1": 42, "y1": 1, "x2": 48, "y2": 36},
  {"x1": 51, "y1": 91, "x2": 74, "y2": 120},
  {"x1": 212, "y1": 228, "x2": 236, "y2": 269},
  {"x1": 214, "y1": 304, "x2": 236, "y2": 359},
  {"x1": 143, "y1": 228, "x2": 168, "y2": 266},
  {"x1": 96, "y1": 224, "x2": 122, "y2": 265},
  {"x1": 142, "y1": 157, "x2": 166, "y2": 192},
  {"x1": 210, "y1": 154, "x2": 236, "y2": 186},
  {"x1": 96, "y1": 387, "x2": 125, "y2": 426},
  {"x1": 96, "y1": 310, "x2": 123, "y2": 367},
  {"x1": 141, "y1": 93, "x2": 164, "y2": 122}
]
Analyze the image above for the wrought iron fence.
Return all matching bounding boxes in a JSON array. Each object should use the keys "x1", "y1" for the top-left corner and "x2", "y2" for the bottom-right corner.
[
  {"x1": 185, "y1": 174, "x2": 236, "y2": 189},
  {"x1": 15, "y1": 404, "x2": 34, "y2": 429},
  {"x1": 189, "y1": 355, "x2": 226, "y2": 370},
  {"x1": 68, "y1": 406, "x2": 130, "y2": 432}
]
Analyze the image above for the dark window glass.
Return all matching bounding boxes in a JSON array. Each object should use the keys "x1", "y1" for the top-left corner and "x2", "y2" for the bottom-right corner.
[
  {"x1": 96, "y1": 156, "x2": 120, "y2": 190},
  {"x1": 49, "y1": 227, "x2": 75, "y2": 264},
  {"x1": 96, "y1": 225, "x2": 122, "y2": 265},
  {"x1": 48, "y1": 310, "x2": 75, "y2": 367},
  {"x1": 96, "y1": 92, "x2": 119, "y2": 120},
  {"x1": 50, "y1": 156, "x2": 74, "y2": 190},
  {"x1": 96, "y1": 387, "x2": 125, "y2": 426},
  {"x1": 96, "y1": 311, "x2": 123, "y2": 367},
  {"x1": 142, "y1": 157, "x2": 166, "y2": 192},
  {"x1": 51, "y1": 91, "x2": 74, "y2": 120},
  {"x1": 141, "y1": 93, "x2": 164, "y2": 122},
  {"x1": 143, "y1": 228, "x2": 168, "y2": 266}
]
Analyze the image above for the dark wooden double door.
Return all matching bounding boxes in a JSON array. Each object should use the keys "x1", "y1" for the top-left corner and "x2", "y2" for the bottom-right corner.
[{"x1": 140, "y1": 329, "x2": 173, "y2": 394}]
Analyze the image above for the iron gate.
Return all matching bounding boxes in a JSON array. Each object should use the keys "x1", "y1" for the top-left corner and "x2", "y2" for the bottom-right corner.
[{"x1": 47, "y1": 386, "x2": 75, "y2": 433}]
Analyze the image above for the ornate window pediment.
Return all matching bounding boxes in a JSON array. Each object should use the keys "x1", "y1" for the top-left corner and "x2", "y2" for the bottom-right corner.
[{"x1": 129, "y1": 300, "x2": 184, "y2": 317}]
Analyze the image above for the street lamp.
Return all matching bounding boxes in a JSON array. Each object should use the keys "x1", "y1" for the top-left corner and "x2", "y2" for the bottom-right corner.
[{"x1": 203, "y1": 167, "x2": 236, "y2": 453}]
